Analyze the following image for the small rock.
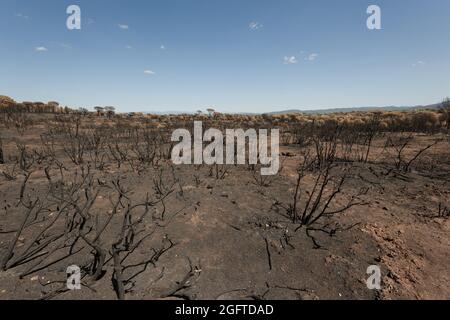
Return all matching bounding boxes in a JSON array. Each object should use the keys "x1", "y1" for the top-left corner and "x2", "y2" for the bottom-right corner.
[
  {"x1": 387, "y1": 271, "x2": 400, "y2": 282},
  {"x1": 281, "y1": 152, "x2": 295, "y2": 157}
]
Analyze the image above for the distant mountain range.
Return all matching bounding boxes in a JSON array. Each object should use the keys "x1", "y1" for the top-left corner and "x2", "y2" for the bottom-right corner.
[
  {"x1": 141, "y1": 102, "x2": 442, "y2": 115},
  {"x1": 266, "y1": 103, "x2": 441, "y2": 115}
]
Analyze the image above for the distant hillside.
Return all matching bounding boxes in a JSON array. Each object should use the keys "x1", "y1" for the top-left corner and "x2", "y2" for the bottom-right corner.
[{"x1": 267, "y1": 103, "x2": 441, "y2": 115}]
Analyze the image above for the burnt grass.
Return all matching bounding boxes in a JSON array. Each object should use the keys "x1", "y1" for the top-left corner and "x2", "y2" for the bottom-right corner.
[{"x1": 0, "y1": 113, "x2": 449, "y2": 300}]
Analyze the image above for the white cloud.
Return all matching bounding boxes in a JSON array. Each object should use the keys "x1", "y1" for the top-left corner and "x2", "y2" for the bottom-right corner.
[
  {"x1": 306, "y1": 53, "x2": 319, "y2": 61},
  {"x1": 412, "y1": 60, "x2": 425, "y2": 67},
  {"x1": 249, "y1": 21, "x2": 263, "y2": 30},
  {"x1": 283, "y1": 56, "x2": 298, "y2": 64},
  {"x1": 144, "y1": 70, "x2": 155, "y2": 75},
  {"x1": 160, "y1": 45, "x2": 166, "y2": 50},
  {"x1": 35, "y1": 46, "x2": 48, "y2": 52},
  {"x1": 118, "y1": 24, "x2": 129, "y2": 30},
  {"x1": 15, "y1": 13, "x2": 29, "y2": 19}
]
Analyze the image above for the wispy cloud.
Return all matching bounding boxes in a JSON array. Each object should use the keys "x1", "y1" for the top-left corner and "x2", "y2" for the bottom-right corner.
[
  {"x1": 118, "y1": 24, "x2": 129, "y2": 30},
  {"x1": 144, "y1": 70, "x2": 155, "y2": 75},
  {"x1": 306, "y1": 53, "x2": 319, "y2": 61},
  {"x1": 160, "y1": 45, "x2": 166, "y2": 50},
  {"x1": 125, "y1": 45, "x2": 133, "y2": 49},
  {"x1": 35, "y1": 46, "x2": 48, "y2": 52},
  {"x1": 283, "y1": 56, "x2": 298, "y2": 64},
  {"x1": 412, "y1": 60, "x2": 425, "y2": 68},
  {"x1": 15, "y1": 13, "x2": 29, "y2": 20},
  {"x1": 249, "y1": 21, "x2": 263, "y2": 31}
]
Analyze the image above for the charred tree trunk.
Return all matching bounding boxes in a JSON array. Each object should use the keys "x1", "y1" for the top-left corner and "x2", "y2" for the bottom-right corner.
[{"x1": 0, "y1": 136, "x2": 4, "y2": 164}]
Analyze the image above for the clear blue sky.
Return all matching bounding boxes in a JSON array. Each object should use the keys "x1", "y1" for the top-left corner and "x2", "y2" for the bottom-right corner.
[{"x1": 1, "y1": 0, "x2": 449, "y2": 113}]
